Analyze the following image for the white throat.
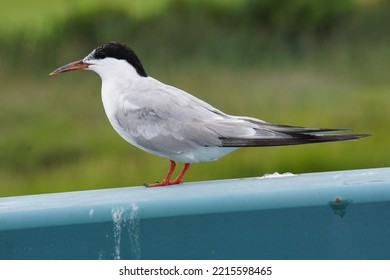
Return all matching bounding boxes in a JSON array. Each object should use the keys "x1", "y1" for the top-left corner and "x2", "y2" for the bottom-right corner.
[{"x1": 87, "y1": 58, "x2": 144, "y2": 119}]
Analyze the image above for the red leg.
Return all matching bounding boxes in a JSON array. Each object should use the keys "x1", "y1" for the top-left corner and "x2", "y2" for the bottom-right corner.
[
  {"x1": 145, "y1": 161, "x2": 191, "y2": 187},
  {"x1": 170, "y1": 163, "x2": 191, "y2": 185},
  {"x1": 146, "y1": 160, "x2": 176, "y2": 187}
]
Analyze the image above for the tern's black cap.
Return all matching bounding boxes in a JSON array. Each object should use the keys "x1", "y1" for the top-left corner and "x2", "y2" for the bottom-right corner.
[{"x1": 89, "y1": 42, "x2": 147, "y2": 77}]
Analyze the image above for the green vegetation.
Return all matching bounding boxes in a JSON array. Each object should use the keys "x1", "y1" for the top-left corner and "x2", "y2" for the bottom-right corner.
[{"x1": 0, "y1": 0, "x2": 389, "y2": 197}]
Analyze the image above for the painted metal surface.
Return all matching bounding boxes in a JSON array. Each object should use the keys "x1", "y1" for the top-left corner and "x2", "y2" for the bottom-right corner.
[{"x1": 0, "y1": 167, "x2": 389, "y2": 259}]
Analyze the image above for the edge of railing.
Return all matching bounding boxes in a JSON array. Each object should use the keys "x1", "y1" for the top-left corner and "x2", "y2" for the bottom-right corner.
[{"x1": 1, "y1": 167, "x2": 390, "y2": 259}]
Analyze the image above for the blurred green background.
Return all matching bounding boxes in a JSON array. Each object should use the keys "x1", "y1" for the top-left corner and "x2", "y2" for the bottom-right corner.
[{"x1": 0, "y1": 0, "x2": 389, "y2": 197}]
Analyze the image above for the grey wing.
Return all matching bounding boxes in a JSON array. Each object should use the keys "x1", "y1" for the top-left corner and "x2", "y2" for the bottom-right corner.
[
  {"x1": 113, "y1": 84, "x2": 272, "y2": 155},
  {"x1": 114, "y1": 86, "x2": 222, "y2": 155},
  {"x1": 115, "y1": 83, "x2": 368, "y2": 154}
]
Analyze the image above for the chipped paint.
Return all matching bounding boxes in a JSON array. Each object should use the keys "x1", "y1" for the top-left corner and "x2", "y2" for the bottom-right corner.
[{"x1": 328, "y1": 197, "x2": 352, "y2": 218}]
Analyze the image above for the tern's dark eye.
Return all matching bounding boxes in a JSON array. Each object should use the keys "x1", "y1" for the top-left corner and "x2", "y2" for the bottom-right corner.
[{"x1": 90, "y1": 42, "x2": 147, "y2": 77}]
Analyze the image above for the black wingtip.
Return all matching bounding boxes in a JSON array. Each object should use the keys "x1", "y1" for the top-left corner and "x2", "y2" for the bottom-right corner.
[{"x1": 220, "y1": 133, "x2": 371, "y2": 147}]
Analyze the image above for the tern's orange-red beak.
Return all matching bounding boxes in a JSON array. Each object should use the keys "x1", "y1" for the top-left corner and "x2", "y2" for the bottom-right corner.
[{"x1": 49, "y1": 60, "x2": 90, "y2": 75}]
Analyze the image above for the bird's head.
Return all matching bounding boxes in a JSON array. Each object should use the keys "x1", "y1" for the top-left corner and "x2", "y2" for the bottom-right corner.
[{"x1": 50, "y1": 42, "x2": 147, "y2": 79}]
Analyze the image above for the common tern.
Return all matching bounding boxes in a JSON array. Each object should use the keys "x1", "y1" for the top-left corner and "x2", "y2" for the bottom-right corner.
[{"x1": 50, "y1": 42, "x2": 369, "y2": 187}]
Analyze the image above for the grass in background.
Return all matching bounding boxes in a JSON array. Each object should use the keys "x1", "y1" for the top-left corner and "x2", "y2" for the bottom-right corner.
[{"x1": 0, "y1": 0, "x2": 389, "y2": 197}]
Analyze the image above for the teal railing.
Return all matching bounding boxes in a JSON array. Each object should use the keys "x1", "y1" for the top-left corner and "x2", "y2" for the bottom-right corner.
[{"x1": 1, "y1": 167, "x2": 390, "y2": 260}]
